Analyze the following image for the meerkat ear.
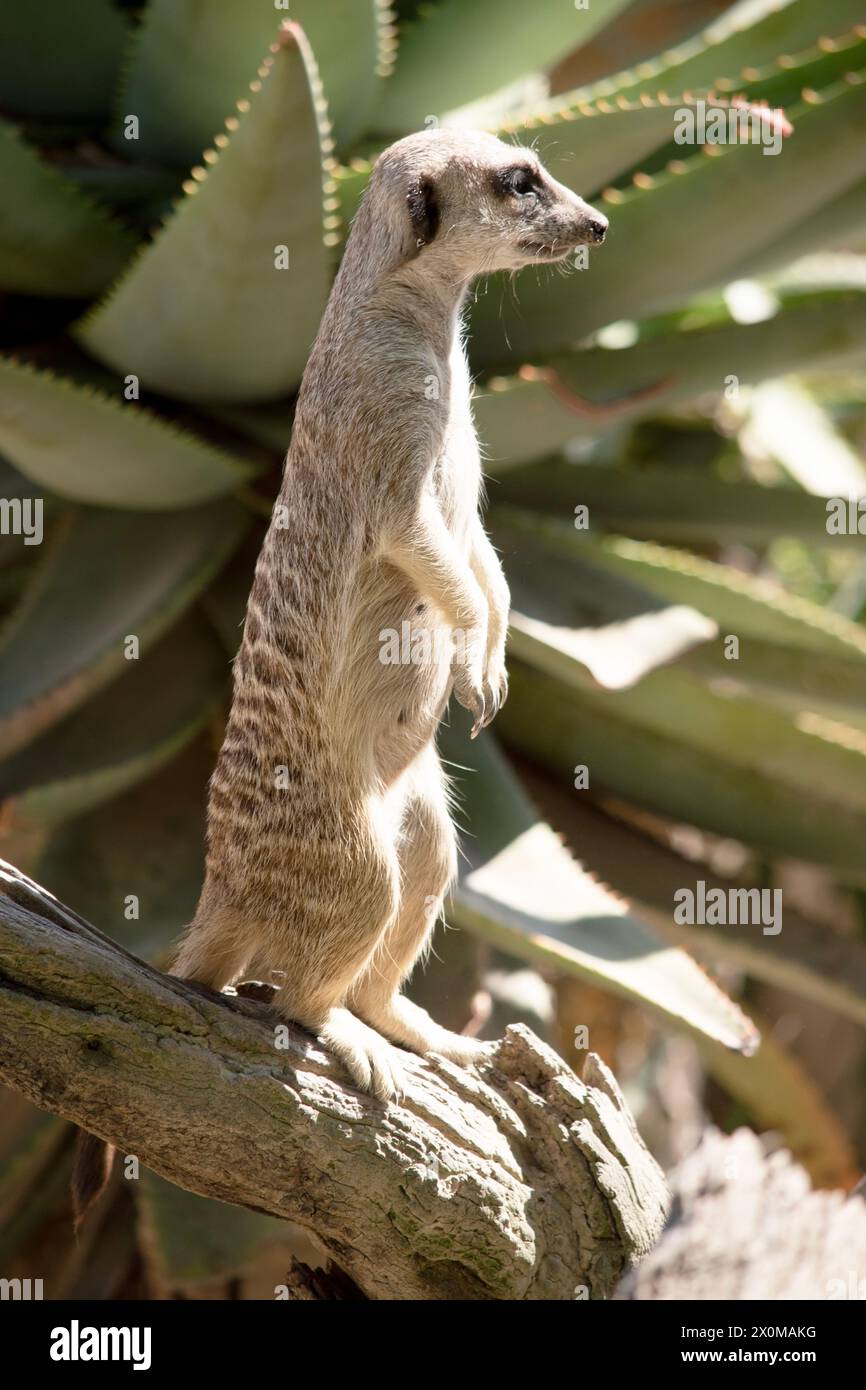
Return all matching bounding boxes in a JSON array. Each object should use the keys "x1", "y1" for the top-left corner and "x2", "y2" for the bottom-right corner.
[{"x1": 406, "y1": 176, "x2": 439, "y2": 251}]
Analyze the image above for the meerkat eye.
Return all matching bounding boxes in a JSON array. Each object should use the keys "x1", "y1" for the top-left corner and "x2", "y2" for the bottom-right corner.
[{"x1": 503, "y1": 166, "x2": 537, "y2": 197}]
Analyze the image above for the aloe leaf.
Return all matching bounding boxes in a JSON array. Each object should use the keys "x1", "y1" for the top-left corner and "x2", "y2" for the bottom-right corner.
[
  {"x1": 743, "y1": 176, "x2": 866, "y2": 273},
  {"x1": 525, "y1": 522, "x2": 866, "y2": 661},
  {"x1": 439, "y1": 716, "x2": 758, "y2": 1054},
  {"x1": 556, "y1": 0, "x2": 866, "y2": 111},
  {"x1": 497, "y1": 519, "x2": 866, "y2": 717},
  {"x1": 332, "y1": 158, "x2": 373, "y2": 231},
  {"x1": 292, "y1": 1, "x2": 394, "y2": 150},
  {"x1": 473, "y1": 369, "x2": 606, "y2": 471},
  {"x1": 471, "y1": 74, "x2": 866, "y2": 365},
  {"x1": 579, "y1": 29, "x2": 866, "y2": 189},
  {"x1": 36, "y1": 739, "x2": 213, "y2": 963},
  {"x1": 685, "y1": 642, "x2": 866, "y2": 724},
  {"x1": 474, "y1": 286, "x2": 866, "y2": 467},
  {"x1": 135, "y1": 1169, "x2": 298, "y2": 1296},
  {"x1": 206, "y1": 401, "x2": 293, "y2": 454},
  {"x1": 114, "y1": 1, "x2": 384, "y2": 163},
  {"x1": 498, "y1": 658, "x2": 866, "y2": 877},
  {"x1": 697, "y1": 1017, "x2": 860, "y2": 1190},
  {"x1": 499, "y1": 509, "x2": 866, "y2": 720},
  {"x1": 0, "y1": 357, "x2": 256, "y2": 509},
  {"x1": 0, "y1": 468, "x2": 45, "y2": 615},
  {"x1": 55, "y1": 162, "x2": 183, "y2": 217},
  {"x1": 0, "y1": 502, "x2": 246, "y2": 760},
  {"x1": 0, "y1": 616, "x2": 227, "y2": 830},
  {"x1": 508, "y1": 604, "x2": 717, "y2": 692},
  {"x1": 79, "y1": 27, "x2": 333, "y2": 403},
  {"x1": 493, "y1": 509, "x2": 866, "y2": 662},
  {"x1": 0, "y1": 565, "x2": 32, "y2": 613},
  {"x1": 112, "y1": 1, "x2": 281, "y2": 166},
  {"x1": 201, "y1": 542, "x2": 258, "y2": 658},
  {"x1": 547, "y1": 281, "x2": 866, "y2": 398},
  {"x1": 718, "y1": 25, "x2": 866, "y2": 111},
  {"x1": 747, "y1": 380, "x2": 866, "y2": 495},
  {"x1": 500, "y1": 506, "x2": 866, "y2": 717},
  {"x1": 549, "y1": 0, "x2": 735, "y2": 83},
  {"x1": 374, "y1": 0, "x2": 634, "y2": 135},
  {"x1": 497, "y1": 460, "x2": 862, "y2": 547},
  {"x1": 493, "y1": 516, "x2": 866, "y2": 852},
  {"x1": 0, "y1": 1, "x2": 129, "y2": 119},
  {"x1": 0, "y1": 121, "x2": 137, "y2": 297},
  {"x1": 523, "y1": 783, "x2": 866, "y2": 1029}
]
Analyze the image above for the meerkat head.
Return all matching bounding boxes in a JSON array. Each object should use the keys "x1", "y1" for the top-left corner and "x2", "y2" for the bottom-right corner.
[{"x1": 369, "y1": 127, "x2": 608, "y2": 278}]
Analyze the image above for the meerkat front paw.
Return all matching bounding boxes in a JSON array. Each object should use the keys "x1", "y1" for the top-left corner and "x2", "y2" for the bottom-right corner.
[
  {"x1": 318, "y1": 1007, "x2": 405, "y2": 1102},
  {"x1": 480, "y1": 649, "x2": 508, "y2": 730},
  {"x1": 450, "y1": 638, "x2": 488, "y2": 737}
]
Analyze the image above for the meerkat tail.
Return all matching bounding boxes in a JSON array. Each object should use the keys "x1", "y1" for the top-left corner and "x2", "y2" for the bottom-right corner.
[{"x1": 71, "y1": 1129, "x2": 115, "y2": 1231}]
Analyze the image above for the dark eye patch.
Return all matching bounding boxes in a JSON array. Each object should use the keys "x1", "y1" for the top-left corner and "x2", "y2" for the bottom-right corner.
[{"x1": 495, "y1": 165, "x2": 540, "y2": 198}]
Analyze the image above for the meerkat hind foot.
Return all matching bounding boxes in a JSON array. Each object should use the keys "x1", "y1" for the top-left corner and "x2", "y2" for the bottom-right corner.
[
  {"x1": 427, "y1": 1033, "x2": 492, "y2": 1069},
  {"x1": 359, "y1": 994, "x2": 489, "y2": 1069},
  {"x1": 318, "y1": 1007, "x2": 405, "y2": 1102}
]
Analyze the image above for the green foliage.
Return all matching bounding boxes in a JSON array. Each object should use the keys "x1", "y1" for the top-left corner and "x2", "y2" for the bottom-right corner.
[
  {"x1": 0, "y1": 121, "x2": 137, "y2": 296},
  {"x1": 3, "y1": 0, "x2": 866, "y2": 1286},
  {"x1": 79, "y1": 27, "x2": 334, "y2": 401}
]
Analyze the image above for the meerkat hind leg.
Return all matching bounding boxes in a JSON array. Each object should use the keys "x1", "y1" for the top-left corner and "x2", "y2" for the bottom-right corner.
[
  {"x1": 349, "y1": 747, "x2": 488, "y2": 1068},
  {"x1": 265, "y1": 816, "x2": 409, "y2": 1102},
  {"x1": 171, "y1": 902, "x2": 253, "y2": 991}
]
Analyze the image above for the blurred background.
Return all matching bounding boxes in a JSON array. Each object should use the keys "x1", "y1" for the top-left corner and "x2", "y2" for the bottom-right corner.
[{"x1": 2, "y1": 0, "x2": 866, "y2": 1298}]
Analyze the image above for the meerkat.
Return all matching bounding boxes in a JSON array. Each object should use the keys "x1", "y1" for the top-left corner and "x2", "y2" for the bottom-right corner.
[
  {"x1": 73, "y1": 131, "x2": 607, "y2": 1216},
  {"x1": 174, "y1": 128, "x2": 607, "y2": 1098}
]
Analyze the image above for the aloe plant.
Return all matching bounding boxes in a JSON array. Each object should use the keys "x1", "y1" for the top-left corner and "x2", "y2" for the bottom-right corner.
[{"x1": 2, "y1": 0, "x2": 866, "y2": 1293}]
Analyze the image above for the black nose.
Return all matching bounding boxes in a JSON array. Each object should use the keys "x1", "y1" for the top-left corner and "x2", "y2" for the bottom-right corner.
[{"x1": 585, "y1": 215, "x2": 608, "y2": 244}]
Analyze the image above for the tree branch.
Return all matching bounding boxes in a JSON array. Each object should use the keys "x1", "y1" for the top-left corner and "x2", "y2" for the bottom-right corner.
[{"x1": 0, "y1": 858, "x2": 668, "y2": 1300}]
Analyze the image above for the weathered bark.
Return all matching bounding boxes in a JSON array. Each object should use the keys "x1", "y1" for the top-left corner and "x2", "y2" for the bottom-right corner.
[
  {"x1": 616, "y1": 1127, "x2": 866, "y2": 1300},
  {"x1": 0, "y1": 858, "x2": 667, "y2": 1300},
  {"x1": 282, "y1": 1259, "x2": 368, "y2": 1300}
]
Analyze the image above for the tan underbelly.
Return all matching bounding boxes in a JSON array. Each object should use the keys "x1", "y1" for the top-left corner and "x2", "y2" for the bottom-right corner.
[{"x1": 339, "y1": 560, "x2": 454, "y2": 783}]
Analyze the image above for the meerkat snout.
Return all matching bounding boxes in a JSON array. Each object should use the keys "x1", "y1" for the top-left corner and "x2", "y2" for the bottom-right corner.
[
  {"x1": 580, "y1": 209, "x2": 609, "y2": 244},
  {"x1": 504, "y1": 167, "x2": 608, "y2": 261}
]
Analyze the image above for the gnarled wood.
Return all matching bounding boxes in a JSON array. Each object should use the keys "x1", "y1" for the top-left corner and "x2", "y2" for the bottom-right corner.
[
  {"x1": 616, "y1": 1128, "x2": 866, "y2": 1301},
  {"x1": 0, "y1": 858, "x2": 667, "y2": 1300}
]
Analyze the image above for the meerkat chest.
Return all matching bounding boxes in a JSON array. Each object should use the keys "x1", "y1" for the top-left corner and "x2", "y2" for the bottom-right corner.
[{"x1": 431, "y1": 342, "x2": 481, "y2": 544}]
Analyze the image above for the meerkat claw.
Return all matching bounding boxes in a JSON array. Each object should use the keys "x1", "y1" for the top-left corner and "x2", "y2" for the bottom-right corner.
[
  {"x1": 480, "y1": 686, "x2": 500, "y2": 729},
  {"x1": 466, "y1": 688, "x2": 487, "y2": 737}
]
